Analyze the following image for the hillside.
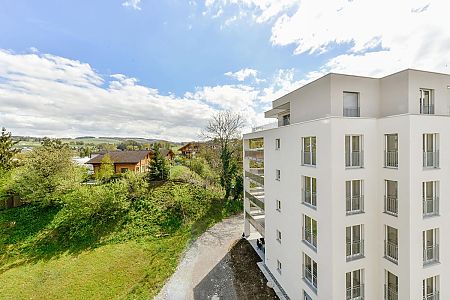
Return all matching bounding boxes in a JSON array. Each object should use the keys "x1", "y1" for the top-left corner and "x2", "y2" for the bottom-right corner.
[{"x1": 0, "y1": 168, "x2": 241, "y2": 299}]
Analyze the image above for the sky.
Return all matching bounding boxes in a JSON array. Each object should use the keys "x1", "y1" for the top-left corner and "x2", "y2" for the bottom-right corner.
[{"x1": 0, "y1": 0, "x2": 449, "y2": 141}]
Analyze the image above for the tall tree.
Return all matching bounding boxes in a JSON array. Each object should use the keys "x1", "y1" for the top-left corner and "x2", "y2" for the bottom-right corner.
[
  {"x1": 147, "y1": 144, "x2": 169, "y2": 181},
  {"x1": 203, "y1": 111, "x2": 244, "y2": 200},
  {"x1": 96, "y1": 154, "x2": 114, "y2": 182},
  {"x1": 0, "y1": 127, "x2": 19, "y2": 170}
]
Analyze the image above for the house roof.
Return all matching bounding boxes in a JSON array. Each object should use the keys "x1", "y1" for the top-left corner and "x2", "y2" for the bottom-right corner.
[
  {"x1": 178, "y1": 142, "x2": 198, "y2": 151},
  {"x1": 86, "y1": 150, "x2": 152, "y2": 164},
  {"x1": 160, "y1": 149, "x2": 174, "y2": 157}
]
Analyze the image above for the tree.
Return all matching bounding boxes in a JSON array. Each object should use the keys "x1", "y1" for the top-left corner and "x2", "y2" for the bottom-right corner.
[
  {"x1": 11, "y1": 138, "x2": 83, "y2": 206},
  {"x1": 203, "y1": 111, "x2": 245, "y2": 200},
  {"x1": 147, "y1": 144, "x2": 169, "y2": 181},
  {"x1": 0, "y1": 127, "x2": 19, "y2": 170},
  {"x1": 96, "y1": 154, "x2": 114, "y2": 182}
]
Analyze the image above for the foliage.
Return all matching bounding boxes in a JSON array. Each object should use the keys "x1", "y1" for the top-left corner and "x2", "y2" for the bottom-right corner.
[
  {"x1": 183, "y1": 156, "x2": 218, "y2": 185},
  {"x1": 9, "y1": 139, "x2": 84, "y2": 207},
  {"x1": 0, "y1": 127, "x2": 19, "y2": 171},
  {"x1": 96, "y1": 154, "x2": 114, "y2": 182},
  {"x1": 147, "y1": 144, "x2": 169, "y2": 181}
]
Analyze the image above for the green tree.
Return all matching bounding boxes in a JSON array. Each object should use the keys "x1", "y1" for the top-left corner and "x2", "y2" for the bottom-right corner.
[
  {"x1": 203, "y1": 111, "x2": 244, "y2": 200},
  {"x1": 0, "y1": 127, "x2": 19, "y2": 170},
  {"x1": 11, "y1": 138, "x2": 83, "y2": 206},
  {"x1": 147, "y1": 144, "x2": 169, "y2": 181},
  {"x1": 96, "y1": 154, "x2": 114, "y2": 182}
]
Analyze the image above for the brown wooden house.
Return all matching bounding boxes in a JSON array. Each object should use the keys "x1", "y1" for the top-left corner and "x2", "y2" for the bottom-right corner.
[
  {"x1": 87, "y1": 150, "x2": 153, "y2": 175},
  {"x1": 178, "y1": 142, "x2": 199, "y2": 158},
  {"x1": 160, "y1": 149, "x2": 175, "y2": 160}
]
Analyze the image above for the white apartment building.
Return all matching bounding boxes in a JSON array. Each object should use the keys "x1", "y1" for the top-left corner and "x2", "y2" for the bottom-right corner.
[{"x1": 243, "y1": 69, "x2": 450, "y2": 300}]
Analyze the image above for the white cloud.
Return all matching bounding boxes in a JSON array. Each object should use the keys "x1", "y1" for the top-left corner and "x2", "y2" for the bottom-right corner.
[
  {"x1": 225, "y1": 68, "x2": 259, "y2": 81},
  {"x1": 0, "y1": 50, "x2": 295, "y2": 140},
  {"x1": 122, "y1": 0, "x2": 141, "y2": 10}
]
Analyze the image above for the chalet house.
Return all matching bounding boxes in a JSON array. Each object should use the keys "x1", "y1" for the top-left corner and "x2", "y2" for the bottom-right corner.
[
  {"x1": 87, "y1": 150, "x2": 153, "y2": 174},
  {"x1": 178, "y1": 142, "x2": 199, "y2": 158},
  {"x1": 160, "y1": 149, "x2": 175, "y2": 160}
]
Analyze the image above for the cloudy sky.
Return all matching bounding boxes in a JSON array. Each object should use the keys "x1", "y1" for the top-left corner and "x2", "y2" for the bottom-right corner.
[{"x1": 0, "y1": 0, "x2": 449, "y2": 141}]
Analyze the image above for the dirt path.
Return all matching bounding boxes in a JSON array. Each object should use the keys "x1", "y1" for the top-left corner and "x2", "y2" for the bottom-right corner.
[{"x1": 155, "y1": 215, "x2": 277, "y2": 300}]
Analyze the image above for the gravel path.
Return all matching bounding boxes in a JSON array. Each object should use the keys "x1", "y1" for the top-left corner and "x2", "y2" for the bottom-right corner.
[{"x1": 155, "y1": 214, "x2": 277, "y2": 300}]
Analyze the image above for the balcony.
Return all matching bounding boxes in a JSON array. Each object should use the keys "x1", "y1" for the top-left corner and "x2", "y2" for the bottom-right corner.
[
  {"x1": 384, "y1": 284, "x2": 398, "y2": 300},
  {"x1": 303, "y1": 189, "x2": 317, "y2": 208},
  {"x1": 423, "y1": 196, "x2": 439, "y2": 217},
  {"x1": 423, "y1": 292, "x2": 440, "y2": 300},
  {"x1": 245, "y1": 211, "x2": 265, "y2": 237},
  {"x1": 345, "y1": 151, "x2": 364, "y2": 168},
  {"x1": 346, "y1": 284, "x2": 364, "y2": 300},
  {"x1": 384, "y1": 196, "x2": 398, "y2": 216},
  {"x1": 384, "y1": 240, "x2": 398, "y2": 264},
  {"x1": 346, "y1": 195, "x2": 364, "y2": 215},
  {"x1": 384, "y1": 151, "x2": 398, "y2": 168},
  {"x1": 245, "y1": 189, "x2": 264, "y2": 210},
  {"x1": 423, "y1": 244, "x2": 439, "y2": 265},
  {"x1": 346, "y1": 240, "x2": 364, "y2": 261},
  {"x1": 302, "y1": 265, "x2": 318, "y2": 291},
  {"x1": 344, "y1": 107, "x2": 360, "y2": 117},
  {"x1": 245, "y1": 148, "x2": 264, "y2": 162},
  {"x1": 302, "y1": 151, "x2": 316, "y2": 166},
  {"x1": 245, "y1": 170, "x2": 264, "y2": 186},
  {"x1": 423, "y1": 151, "x2": 439, "y2": 168},
  {"x1": 302, "y1": 227, "x2": 317, "y2": 250},
  {"x1": 420, "y1": 104, "x2": 435, "y2": 115}
]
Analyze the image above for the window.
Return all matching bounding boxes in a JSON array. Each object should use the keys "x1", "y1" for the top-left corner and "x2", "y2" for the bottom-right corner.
[
  {"x1": 345, "y1": 135, "x2": 363, "y2": 168},
  {"x1": 423, "y1": 228, "x2": 439, "y2": 264},
  {"x1": 346, "y1": 225, "x2": 364, "y2": 260},
  {"x1": 423, "y1": 181, "x2": 439, "y2": 217},
  {"x1": 277, "y1": 260, "x2": 282, "y2": 274},
  {"x1": 276, "y1": 229, "x2": 282, "y2": 243},
  {"x1": 275, "y1": 138, "x2": 281, "y2": 150},
  {"x1": 384, "y1": 226, "x2": 398, "y2": 264},
  {"x1": 276, "y1": 200, "x2": 281, "y2": 211},
  {"x1": 120, "y1": 167, "x2": 129, "y2": 173},
  {"x1": 346, "y1": 269, "x2": 364, "y2": 300},
  {"x1": 384, "y1": 180, "x2": 398, "y2": 216},
  {"x1": 282, "y1": 114, "x2": 290, "y2": 126},
  {"x1": 385, "y1": 271, "x2": 398, "y2": 300},
  {"x1": 302, "y1": 176, "x2": 317, "y2": 208},
  {"x1": 303, "y1": 253, "x2": 318, "y2": 291},
  {"x1": 303, "y1": 215, "x2": 318, "y2": 250},
  {"x1": 303, "y1": 291, "x2": 313, "y2": 300},
  {"x1": 276, "y1": 169, "x2": 281, "y2": 181},
  {"x1": 343, "y1": 92, "x2": 360, "y2": 117},
  {"x1": 346, "y1": 180, "x2": 364, "y2": 214},
  {"x1": 423, "y1": 276, "x2": 439, "y2": 300},
  {"x1": 423, "y1": 134, "x2": 439, "y2": 168},
  {"x1": 420, "y1": 88, "x2": 434, "y2": 114},
  {"x1": 302, "y1": 136, "x2": 317, "y2": 166},
  {"x1": 384, "y1": 134, "x2": 398, "y2": 168}
]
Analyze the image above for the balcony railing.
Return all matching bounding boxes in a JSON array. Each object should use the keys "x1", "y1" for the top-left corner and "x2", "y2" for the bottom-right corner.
[
  {"x1": 346, "y1": 195, "x2": 364, "y2": 215},
  {"x1": 384, "y1": 240, "x2": 398, "y2": 264},
  {"x1": 384, "y1": 196, "x2": 398, "y2": 216},
  {"x1": 245, "y1": 149, "x2": 264, "y2": 162},
  {"x1": 302, "y1": 265, "x2": 318, "y2": 290},
  {"x1": 245, "y1": 191, "x2": 264, "y2": 210},
  {"x1": 384, "y1": 151, "x2": 398, "y2": 168},
  {"x1": 423, "y1": 151, "x2": 439, "y2": 168},
  {"x1": 303, "y1": 190, "x2": 317, "y2": 208},
  {"x1": 345, "y1": 151, "x2": 364, "y2": 168},
  {"x1": 346, "y1": 284, "x2": 364, "y2": 300},
  {"x1": 384, "y1": 284, "x2": 399, "y2": 300},
  {"x1": 423, "y1": 196, "x2": 439, "y2": 217},
  {"x1": 245, "y1": 170, "x2": 264, "y2": 186},
  {"x1": 346, "y1": 240, "x2": 364, "y2": 260},
  {"x1": 302, "y1": 151, "x2": 316, "y2": 166},
  {"x1": 344, "y1": 107, "x2": 360, "y2": 117},
  {"x1": 248, "y1": 168, "x2": 264, "y2": 175},
  {"x1": 302, "y1": 227, "x2": 317, "y2": 250},
  {"x1": 423, "y1": 244, "x2": 439, "y2": 264},
  {"x1": 420, "y1": 104, "x2": 435, "y2": 115},
  {"x1": 423, "y1": 292, "x2": 440, "y2": 300},
  {"x1": 245, "y1": 211, "x2": 265, "y2": 237}
]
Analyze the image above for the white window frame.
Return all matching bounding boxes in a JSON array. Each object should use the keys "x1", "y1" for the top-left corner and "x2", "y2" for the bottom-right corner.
[
  {"x1": 384, "y1": 134, "x2": 398, "y2": 168},
  {"x1": 420, "y1": 88, "x2": 434, "y2": 114},
  {"x1": 346, "y1": 224, "x2": 364, "y2": 260},
  {"x1": 384, "y1": 225, "x2": 398, "y2": 264},
  {"x1": 276, "y1": 229, "x2": 282, "y2": 243},
  {"x1": 423, "y1": 133, "x2": 439, "y2": 168},
  {"x1": 275, "y1": 169, "x2": 281, "y2": 181},
  {"x1": 423, "y1": 228, "x2": 439, "y2": 264},
  {"x1": 302, "y1": 176, "x2": 317, "y2": 208},
  {"x1": 276, "y1": 199, "x2": 281, "y2": 212},
  {"x1": 303, "y1": 214, "x2": 318, "y2": 250},
  {"x1": 423, "y1": 275, "x2": 439, "y2": 299},
  {"x1": 343, "y1": 91, "x2": 360, "y2": 117},
  {"x1": 303, "y1": 253, "x2": 318, "y2": 290},
  {"x1": 277, "y1": 259, "x2": 282, "y2": 274},
  {"x1": 385, "y1": 270, "x2": 398, "y2": 300},
  {"x1": 275, "y1": 138, "x2": 280, "y2": 150},
  {"x1": 423, "y1": 181, "x2": 439, "y2": 217},
  {"x1": 346, "y1": 269, "x2": 364, "y2": 300},
  {"x1": 302, "y1": 136, "x2": 317, "y2": 166},
  {"x1": 345, "y1": 180, "x2": 364, "y2": 214},
  {"x1": 384, "y1": 180, "x2": 398, "y2": 216},
  {"x1": 345, "y1": 135, "x2": 363, "y2": 168}
]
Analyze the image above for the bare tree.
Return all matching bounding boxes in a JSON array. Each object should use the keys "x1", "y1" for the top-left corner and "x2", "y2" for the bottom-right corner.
[{"x1": 203, "y1": 111, "x2": 245, "y2": 200}]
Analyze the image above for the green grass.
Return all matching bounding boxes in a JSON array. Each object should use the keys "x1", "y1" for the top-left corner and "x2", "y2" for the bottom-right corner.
[{"x1": 0, "y1": 180, "x2": 241, "y2": 300}]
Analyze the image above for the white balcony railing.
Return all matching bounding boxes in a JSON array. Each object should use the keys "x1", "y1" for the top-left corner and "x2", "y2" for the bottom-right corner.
[
  {"x1": 346, "y1": 195, "x2": 364, "y2": 215},
  {"x1": 302, "y1": 151, "x2": 316, "y2": 166},
  {"x1": 384, "y1": 196, "x2": 398, "y2": 216},
  {"x1": 302, "y1": 227, "x2": 317, "y2": 250},
  {"x1": 423, "y1": 244, "x2": 439, "y2": 264},
  {"x1": 384, "y1": 151, "x2": 398, "y2": 168},
  {"x1": 344, "y1": 107, "x2": 360, "y2": 117},
  {"x1": 303, "y1": 189, "x2": 317, "y2": 208},
  {"x1": 423, "y1": 151, "x2": 439, "y2": 168},
  {"x1": 385, "y1": 240, "x2": 398, "y2": 264},
  {"x1": 423, "y1": 196, "x2": 439, "y2": 217},
  {"x1": 346, "y1": 240, "x2": 364, "y2": 261},
  {"x1": 346, "y1": 151, "x2": 364, "y2": 168},
  {"x1": 420, "y1": 104, "x2": 434, "y2": 115},
  {"x1": 303, "y1": 265, "x2": 318, "y2": 290},
  {"x1": 346, "y1": 284, "x2": 364, "y2": 300},
  {"x1": 423, "y1": 292, "x2": 440, "y2": 300},
  {"x1": 384, "y1": 284, "x2": 399, "y2": 300}
]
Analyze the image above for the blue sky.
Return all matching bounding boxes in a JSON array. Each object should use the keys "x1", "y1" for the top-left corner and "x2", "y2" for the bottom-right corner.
[{"x1": 0, "y1": 0, "x2": 448, "y2": 141}]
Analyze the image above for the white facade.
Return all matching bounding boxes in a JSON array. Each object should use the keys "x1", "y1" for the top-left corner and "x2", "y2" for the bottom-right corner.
[{"x1": 243, "y1": 69, "x2": 450, "y2": 300}]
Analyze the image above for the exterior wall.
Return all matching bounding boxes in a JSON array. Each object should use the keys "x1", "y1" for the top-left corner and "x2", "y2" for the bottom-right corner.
[
  {"x1": 380, "y1": 70, "x2": 409, "y2": 117},
  {"x1": 114, "y1": 163, "x2": 139, "y2": 173}
]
